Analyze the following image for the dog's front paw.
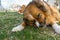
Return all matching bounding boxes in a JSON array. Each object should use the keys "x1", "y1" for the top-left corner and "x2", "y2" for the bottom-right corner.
[
  {"x1": 12, "y1": 25, "x2": 24, "y2": 32},
  {"x1": 52, "y1": 23, "x2": 60, "y2": 34}
]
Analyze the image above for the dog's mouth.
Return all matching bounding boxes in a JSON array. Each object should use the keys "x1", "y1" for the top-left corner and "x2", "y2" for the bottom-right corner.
[
  {"x1": 23, "y1": 18, "x2": 46, "y2": 27},
  {"x1": 23, "y1": 18, "x2": 35, "y2": 26}
]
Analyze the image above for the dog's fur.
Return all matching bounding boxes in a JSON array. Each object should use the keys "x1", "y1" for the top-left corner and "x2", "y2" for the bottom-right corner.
[
  {"x1": 18, "y1": 5, "x2": 26, "y2": 14},
  {"x1": 12, "y1": 1, "x2": 60, "y2": 34}
]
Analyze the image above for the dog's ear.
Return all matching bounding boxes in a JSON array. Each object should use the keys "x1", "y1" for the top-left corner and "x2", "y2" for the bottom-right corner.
[
  {"x1": 33, "y1": 0, "x2": 44, "y2": 6},
  {"x1": 33, "y1": 0, "x2": 47, "y2": 12},
  {"x1": 39, "y1": 5, "x2": 47, "y2": 12}
]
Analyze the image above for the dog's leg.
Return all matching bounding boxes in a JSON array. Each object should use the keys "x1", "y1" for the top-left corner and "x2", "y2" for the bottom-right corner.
[
  {"x1": 12, "y1": 22, "x2": 26, "y2": 32},
  {"x1": 52, "y1": 22, "x2": 60, "y2": 34}
]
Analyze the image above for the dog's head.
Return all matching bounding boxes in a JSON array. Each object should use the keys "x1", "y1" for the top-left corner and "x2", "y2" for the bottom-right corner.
[{"x1": 23, "y1": 1, "x2": 47, "y2": 27}]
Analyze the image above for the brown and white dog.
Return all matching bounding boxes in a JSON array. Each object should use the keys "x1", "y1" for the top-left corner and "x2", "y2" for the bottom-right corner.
[{"x1": 12, "y1": 0, "x2": 60, "y2": 34}]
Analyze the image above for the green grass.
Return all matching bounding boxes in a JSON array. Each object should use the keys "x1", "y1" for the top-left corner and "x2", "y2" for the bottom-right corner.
[{"x1": 0, "y1": 12, "x2": 60, "y2": 40}]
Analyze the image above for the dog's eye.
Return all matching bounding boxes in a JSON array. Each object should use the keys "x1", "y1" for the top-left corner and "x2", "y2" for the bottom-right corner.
[
  {"x1": 37, "y1": 13, "x2": 41, "y2": 18},
  {"x1": 39, "y1": 6, "x2": 47, "y2": 12}
]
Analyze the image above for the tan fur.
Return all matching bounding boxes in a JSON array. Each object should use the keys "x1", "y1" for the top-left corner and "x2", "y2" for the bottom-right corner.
[
  {"x1": 19, "y1": 1, "x2": 60, "y2": 28},
  {"x1": 18, "y1": 5, "x2": 26, "y2": 14},
  {"x1": 12, "y1": 0, "x2": 60, "y2": 33}
]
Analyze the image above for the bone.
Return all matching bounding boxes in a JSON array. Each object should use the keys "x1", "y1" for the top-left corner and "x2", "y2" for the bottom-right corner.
[{"x1": 35, "y1": 21, "x2": 40, "y2": 27}]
